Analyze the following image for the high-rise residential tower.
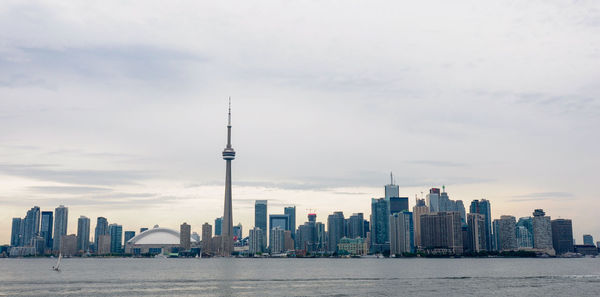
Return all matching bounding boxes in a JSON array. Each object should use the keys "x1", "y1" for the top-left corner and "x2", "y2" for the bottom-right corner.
[
  {"x1": 220, "y1": 99, "x2": 236, "y2": 256},
  {"x1": 255, "y1": 200, "x2": 268, "y2": 232},
  {"x1": 180, "y1": 222, "x2": 191, "y2": 251},
  {"x1": 469, "y1": 199, "x2": 492, "y2": 251},
  {"x1": 95, "y1": 217, "x2": 109, "y2": 250},
  {"x1": 40, "y1": 211, "x2": 53, "y2": 250},
  {"x1": 389, "y1": 211, "x2": 414, "y2": 255},
  {"x1": 420, "y1": 211, "x2": 463, "y2": 255},
  {"x1": 11, "y1": 218, "x2": 22, "y2": 247},
  {"x1": 327, "y1": 212, "x2": 345, "y2": 253},
  {"x1": 76, "y1": 216, "x2": 90, "y2": 253},
  {"x1": 109, "y1": 223, "x2": 123, "y2": 254},
  {"x1": 23, "y1": 206, "x2": 41, "y2": 247},
  {"x1": 53, "y1": 205, "x2": 68, "y2": 251},
  {"x1": 371, "y1": 198, "x2": 390, "y2": 253},
  {"x1": 532, "y1": 209, "x2": 553, "y2": 251},
  {"x1": 494, "y1": 215, "x2": 517, "y2": 251},
  {"x1": 412, "y1": 198, "x2": 429, "y2": 248}
]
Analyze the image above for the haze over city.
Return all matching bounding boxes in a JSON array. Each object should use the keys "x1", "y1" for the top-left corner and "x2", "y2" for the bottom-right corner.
[{"x1": 1, "y1": 0, "x2": 599, "y2": 245}]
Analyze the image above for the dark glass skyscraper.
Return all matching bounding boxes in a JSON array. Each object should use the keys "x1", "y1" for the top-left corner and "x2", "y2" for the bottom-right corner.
[
  {"x1": 551, "y1": 219, "x2": 574, "y2": 255},
  {"x1": 53, "y1": 205, "x2": 68, "y2": 251},
  {"x1": 23, "y1": 206, "x2": 41, "y2": 247},
  {"x1": 214, "y1": 217, "x2": 223, "y2": 236},
  {"x1": 255, "y1": 200, "x2": 267, "y2": 232},
  {"x1": 109, "y1": 224, "x2": 123, "y2": 254},
  {"x1": 77, "y1": 216, "x2": 90, "y2": 252},
  {"x1": 389, "y1": 197, "x2": 409, "y2": 214},
  {"x1": 11, "y1": 218, "x2": 22, "y2": 247},
  {"x1": 284, "y1": 206, "x2": 296, "y2": 239},
  {"x1": 370, "y1": 198, "x2": 389, "y2": 253},
  {"x1": 40, "y1": 211, "x2": 53, "y2": 250},
  {"x1": 469, "y1": 199, "x2": 492, "y2": 251},
  {"x1": 327, "y1": 211, "x2": 345, "y2": 253}
]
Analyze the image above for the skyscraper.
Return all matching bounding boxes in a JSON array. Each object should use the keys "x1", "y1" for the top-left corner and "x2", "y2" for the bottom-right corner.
[
  {"x1": 412, "y1": 198, "x2": 429, "y2": 248},
  {"x1": 389, "y1": 197, "x2": 409, "y2": 215},
  {"x1": 495, "y1": 215, "x2": 517, "y2": 251},
  {"x1": 40, "y1": 211, "x2": 53, "y2": 250},
  {"x1": 124, "y1": 231, "x2": 136, "y2": 244},
  {"x1": 53, "y1": 205, "x2": 68, "y2": 251},
  {"x1": 516, "y1": 217, "x2": 534, "y2": 249},
  {"x1": 201, "y1": 223, "x2": 212, "y2": 253},
  {"x1": 269, "y1": 226, "x2": 285, "y2": 254},
  {"x1": 284, "y1": 206, "x2": 296, "y2": 239},
  {"x1": 76, "y1": 216, "x2": 90, "y2": 253},
  {"x1": 180, "y1": 222, "x2": 191, "y2": 251},
  {"x1": 370, "y1": 198, "x2": 390, "y2": 253},
  {"x1": 23, "y1": 206, "x2": 41, "y2": 247},
  {"x1": 551, "y1": 219, "x2": 574, "y2": 254},
  {"x1": 583, "y1": 234, "x2": 594, "y2": 246},
  {"x1": 10, "y1": 218, "x2": 22, "y2": 247},
  {"x1": 384, "y1": 172, "x2": 399, "y2": 199},
  {"x1": 109, "y1": 224, "x2": 123, "y2": 254},
  {"x1": 389, "y1": 211, "x2": 414, "y2": 255},
  {"x1": 221, "y1": 99, "x2": 236, "y2": 256},
  {"x1": 249, "y1": 227, "x2": 264, "y2": 254},
  {"x1": 347, "y1": 213, "x2": 365, "y2": 239},
  {"x1": 532, "y1": 209, "x2": 553, "y2": 251},
  {"x1": 255, "y1": 200, "x2": 267, "y2": 232},
  {"x1": 426, "y1": 188, "x2": 441, "y2": 212},
  {"x1": 214, "y1": 217, "x2": 223, "y2": 236},
  {"x1": 327, "y1": 211, "x2": 345, "y2": 253},
  {"x1": 465, "y1": 213, "x2": 487, "y2": 253},
  {"x1": 269, "y1": 214, "x2": 290, "y2": 232},
  {"x1": 469, "y1": 199, "x2": 492, "y2": 251},
  {"x1": 420, "y1": 211, "x2": 463, "y2": 255},
  {"x1": 233, "y1": 223, "x2": 242, "y2": 241},
  {"x1": 95, "y1": 217, "x2": 109, "y2": 249}
]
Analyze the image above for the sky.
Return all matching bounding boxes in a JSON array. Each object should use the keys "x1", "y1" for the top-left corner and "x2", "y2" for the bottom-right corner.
[{"x1": 1, "y1": 0, "x2": 599, "y2": 244}]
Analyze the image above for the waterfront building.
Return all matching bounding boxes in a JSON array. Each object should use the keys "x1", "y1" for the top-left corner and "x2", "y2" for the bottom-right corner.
[
  {"x1": 337, "y1": 237, "x2": 367, "y2": 256},
  {"x1": 284, "y1": 206, "x2": 296, "y2": 239},
  {"x1": 60, "y1": 234, "x2": 77, "y2": 256},
  {"x1": 94, "y1": 217, "x2": 109, "y2": 251},
  {"x1": 125, "y1": 226, "x2": 198, "y2": 255},
  {"x1": 76, "y1": 216, "x2": 90, "y2": 253},
  {"x1": 347, "y1": 213, "x2": 365, "y2": 239},
  {"x1": 327, "y1": 212, "x2": 345, "y2": 253},
  {"x1": 389, "y1": 211, "x2": 414, "y2": 255},
  {"x1": 269, "y1": 227, "x2": 285, "y2": 254},
  {"x1": 469, "y1": 199, "x2": 492, "y2": 251},
  {"x1": 214, "y1": 217, "x2": 223, "y2": 236},
  {"x1": 296, "y1": 213, "x2": 318, "y2": 252},
  {"x1": 465, "y1": 213, "x2": 487, "y2": 253},
  {"x1": 97, "y1": 234, "x2": 111, "y2": 255},
  {"x1": 180, "y1": 222, "x2": 191, "y2": 251},
  {"x1": 495, "y1": 215, "x2": 517, "y2": 251},
  {"x1": 10, "y1": 218, "x2": 22, "y2": 247},
  {"x1": 40, "y1": 211, "x2": 53, "y2": 250},
  {"x1": 412, "y1": 198, "x2": 429, "y2": 248},
  {"x1": 23, "y1": 206, "x2": 41, "y2": 247},
  {"x1": 583, "y1": 234, "x2": 594, "y2": 246},
  {"x1": 370, "y1": 198, "x2": 390, "y2": 253},
  {"x1": 551, "y1": 219, "x2": 574, "y2": 255},
  {"x1": 33, "y1": 236, "x2": 45, "y2": 255},
  {"x1": 516, "y1": 217, "x2": 534, "y2": 248},
  {"x1": 201, "y1": 223, "x2": 212, "y2": 253},
  {"x1": 109, "y1": 224, "x2": 123, "y2": 254},
  {"x1": 574, "y1": 244, "x2": 598, "y2": 256},
  {"x1": 426, "y1": 188, "x2": 441, "y2": 212},
  {"x1": 140, "y1": 227, "x2": 148, "y2": 233},
  {"x1": 53, "y1": 205, "x2": 68, "y2": 251},
  {"x1": 124, "y1": 231, "x2": 136, "y2": 244},
  {"x1": 532, "y1": 209, "x2": 553, "y2": 251},
  {"x1": 249, "y1": 227, "x2": 264, "y2": 254},
  {"x1": 420, "y1": 212, "x2": 463, "y2": 255},
  {"x1": 284, "y1": 230, "x2": 294, "y2": 251}
]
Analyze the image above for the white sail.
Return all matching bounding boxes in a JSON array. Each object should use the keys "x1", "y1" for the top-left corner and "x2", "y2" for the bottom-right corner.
[{"x1": 53, "y1": 253, "x2": 62, "y2": 271}]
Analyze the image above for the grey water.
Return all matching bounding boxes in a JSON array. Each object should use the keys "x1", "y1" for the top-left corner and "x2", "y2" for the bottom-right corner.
[{"x1": 1, "y1": 258, "x2": 599, "y2": 296}]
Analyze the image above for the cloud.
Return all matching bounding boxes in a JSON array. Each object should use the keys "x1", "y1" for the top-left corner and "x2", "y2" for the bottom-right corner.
[
  {"x1": 406, "y1": 160, "x2": 468, "y2": 168},
  {"x1": 510, "y1": 192, "x2": 575, "y2": 202},
  {"x1": 0, "y1": 163, "x2": 151, "y2": 185},
  {"x1": 28, "y1": 186, "x2": 112, "y2": 194}
]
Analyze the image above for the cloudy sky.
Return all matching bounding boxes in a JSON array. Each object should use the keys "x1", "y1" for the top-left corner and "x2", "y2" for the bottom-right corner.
[{"x1": 1, "y1": 1, "x2": 599, "y2": 244}]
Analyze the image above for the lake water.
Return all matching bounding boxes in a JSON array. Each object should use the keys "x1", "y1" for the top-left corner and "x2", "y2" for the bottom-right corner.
[{"x1": 1, "y1": 258, "x2": 599, "y2": 296}]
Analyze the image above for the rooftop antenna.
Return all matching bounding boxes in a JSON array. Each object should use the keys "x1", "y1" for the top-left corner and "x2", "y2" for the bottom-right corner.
[
  {"x1": 228, "y1": 96, "x2": 231, "y2": 126},
  {"x1": 443, "y1": 185, "x2": 446, "y2": 193}
]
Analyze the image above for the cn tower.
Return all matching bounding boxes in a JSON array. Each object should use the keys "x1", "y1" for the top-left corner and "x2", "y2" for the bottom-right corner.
[{"x1": 221, "y1": 98, "x2": 235, "y2": 256}]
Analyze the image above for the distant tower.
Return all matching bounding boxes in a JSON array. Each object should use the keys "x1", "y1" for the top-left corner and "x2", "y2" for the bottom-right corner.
[
  {"x1": 221, "y1": 98, "x2": 236, "y2": 256},
  {"x1": 384, "y1": 172, "x2": 399, "y2": 199}
]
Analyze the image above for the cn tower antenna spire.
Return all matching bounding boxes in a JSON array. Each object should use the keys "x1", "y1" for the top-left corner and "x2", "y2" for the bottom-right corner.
[{"x1": 228, "y1": 96, "x2": 231, "y2": 126}]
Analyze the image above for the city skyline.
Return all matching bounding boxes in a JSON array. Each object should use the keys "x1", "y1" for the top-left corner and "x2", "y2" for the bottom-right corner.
[{"x1": 1, "y1": 1, "x2": 600, "y2": 244}]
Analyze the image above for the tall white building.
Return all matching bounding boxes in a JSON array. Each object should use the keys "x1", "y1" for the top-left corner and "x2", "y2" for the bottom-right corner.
[
  {"x1": 269, "y1": 227, "x2": 285, "y2": 254},
  {"x1": 532, "y1": 209, "x2": 553, "y2": 251},
  {"x1": 389, "y1": 212, "x2": 414, "y2": 255},
  {"x1": 249, "y1": 227, "x2": 264, "y2": 254}
]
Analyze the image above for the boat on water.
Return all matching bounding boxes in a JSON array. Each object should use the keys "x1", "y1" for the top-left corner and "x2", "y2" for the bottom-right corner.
[{"x1": 52, "y1": 253, "x2": 62, "y2": 272}]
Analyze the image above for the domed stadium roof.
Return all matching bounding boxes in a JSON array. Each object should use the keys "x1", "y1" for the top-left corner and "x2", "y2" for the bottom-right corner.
[{"x1": 127, "y1": 226, "x2": 198, "y2": 245}]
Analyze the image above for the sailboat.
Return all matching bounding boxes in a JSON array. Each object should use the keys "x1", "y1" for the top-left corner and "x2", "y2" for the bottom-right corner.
[{"x1": 52, "y1": 253, "x2": 62, "y2": 271}]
